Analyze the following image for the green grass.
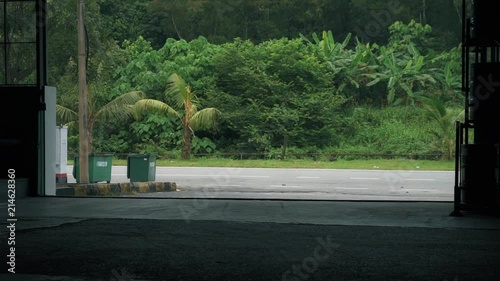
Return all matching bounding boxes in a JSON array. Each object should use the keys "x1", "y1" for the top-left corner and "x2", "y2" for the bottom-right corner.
[{"x1": 68, "y1": 158, "x2": 454, "y2": 171}]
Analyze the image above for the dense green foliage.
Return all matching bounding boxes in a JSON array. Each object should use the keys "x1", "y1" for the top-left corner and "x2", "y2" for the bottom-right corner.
[{"x1": 49, "y1": 0, "x2": 465, "y2": 159}]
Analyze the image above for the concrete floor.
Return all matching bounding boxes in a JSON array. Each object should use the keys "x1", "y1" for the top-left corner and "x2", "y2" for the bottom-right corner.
[{"x1": 0, "y1": 197, "x2": 499, "y2": 281}]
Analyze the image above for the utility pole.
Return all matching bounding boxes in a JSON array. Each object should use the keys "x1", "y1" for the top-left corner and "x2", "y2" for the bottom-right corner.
[{"x1": 77, "y1": 0, "x2": 89, "y2": 183}]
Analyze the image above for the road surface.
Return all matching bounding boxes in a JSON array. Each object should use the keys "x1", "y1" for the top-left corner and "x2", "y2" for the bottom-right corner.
[{"x1": 66, "y1": 166, "x2": 454, "y2": 201}]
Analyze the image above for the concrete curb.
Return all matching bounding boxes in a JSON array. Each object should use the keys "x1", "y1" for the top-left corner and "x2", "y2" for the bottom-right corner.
[{"x1": 56, "y1": 182, "x2": 177, "y2": 196}]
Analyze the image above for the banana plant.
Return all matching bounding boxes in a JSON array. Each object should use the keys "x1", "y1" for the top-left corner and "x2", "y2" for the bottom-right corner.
[
  {"x1": 429, "y1": 46, "x2": 462, "y2": 100},
  {"x1": 301, "y1": 31, "x2": 379, "y2": 93},
  {"x1": 350, "y1": 39, "x2": 382, "y2": 88},
  {"x1": 301, "y1": 31, "x2": 354, "y2": 84},
  {"x1": 369, "y1": 45, "x2": 436, "y2": 105},
  {"x1": 301, "y1": 30, "x2": 352, "y2": 61}
]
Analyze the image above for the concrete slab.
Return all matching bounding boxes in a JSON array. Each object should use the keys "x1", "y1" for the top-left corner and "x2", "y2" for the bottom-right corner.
[
  {"x1": 1, "y1": 197, "x2": 499, "y2": 230},
  {"x1": 1, "y1": 218, "x2": 499, "y2": 281}
]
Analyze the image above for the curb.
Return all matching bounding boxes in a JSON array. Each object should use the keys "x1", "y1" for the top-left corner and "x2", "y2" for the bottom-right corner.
[{"x1": 56, "y1": 182, "x2": 177, "y2": 197}]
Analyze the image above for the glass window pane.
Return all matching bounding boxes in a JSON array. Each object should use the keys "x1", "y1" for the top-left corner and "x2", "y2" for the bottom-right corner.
[
  {"x1": 6, "y1": 1, "x2": 36, "y2": 43},
  {"x1": 7, "y1": 43, "x2": 36, "y2": 84}
]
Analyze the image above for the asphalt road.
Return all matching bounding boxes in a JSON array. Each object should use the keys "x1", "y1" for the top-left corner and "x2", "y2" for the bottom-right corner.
[
  {"x1": 67, "y1": 166, "x2": 454, "y2": 201},
  {"x1": 2, "y1": 219, "x2": 499, "y2": 281}
]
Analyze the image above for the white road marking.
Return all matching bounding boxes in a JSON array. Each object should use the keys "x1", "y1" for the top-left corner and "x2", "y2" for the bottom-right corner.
[
  {"x1": 269, "y1": 185, "x2": 302, "y2": 188},
  {"x1": 335, "y1": 187, "x2": 369, "y2": 190},
  {"x1": 350, "y1": 177, "x2": 379, "y2": 180},
  {"x1": 297, "y1": 176, "x2": 320, "y2": 179},
  {"x1": 155, "y1": 174, "x2": 270, "y2": 178},
  {"x1": 404, "y1": 179, "x2": 436, "y2": 181},
  {"x1": 398, "y1": 189, "x2": 438, "y2": 192}
]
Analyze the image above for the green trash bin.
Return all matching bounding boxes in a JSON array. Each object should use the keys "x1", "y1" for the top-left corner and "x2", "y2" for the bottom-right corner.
[
  {"x1": 127, "y1": 153, "x2": 157, "y2": 182},
  {"x1": 73, "y1": 153, "x2": 113, "y2": 183}
]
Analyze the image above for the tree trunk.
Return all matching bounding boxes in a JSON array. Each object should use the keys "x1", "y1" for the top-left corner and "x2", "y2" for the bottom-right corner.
[
  {"x1": 78, "y1": 0, "x2": 89, "y2": 183},
  {"x1": 87, "y1": 119, "x2": 93, "y2": 154},
  {"x1": 280, "y1": 134, "x2": 289, "y2": 161},
  {"x1": 181, "y1": 123, "x2": 192, "y2": 159}
]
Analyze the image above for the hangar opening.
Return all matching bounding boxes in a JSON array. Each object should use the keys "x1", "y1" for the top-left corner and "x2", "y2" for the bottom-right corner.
[{"x1": 1, "y1": 0, "x2": 499, "y2": 214}]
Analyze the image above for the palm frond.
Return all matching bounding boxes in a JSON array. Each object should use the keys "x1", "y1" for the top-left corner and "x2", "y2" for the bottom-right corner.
[
  {"x1": 133, "y1": 99, "x2": 181, "y2": 120},
  {"x1": 421, "y1": 95, "x2": 447, "y2": 120},
  {"x1": 166, "y1": 73, "x2": 189, "y2": 109},
  {"x1": 190, "y1": 108, "x2": 221, "y2": 131},
  {"x1": 95, "y1": 91, "x2": 146, "y2": 121},
  {"x1": 190, "y1": 103, "x2": 199, "y2": 116},
  {"x1": 56, "y1": 105, "x2": 78, "y2": 125},
  {"x1": 64, "y1": 120, "x2": 78, "y2": 129}
]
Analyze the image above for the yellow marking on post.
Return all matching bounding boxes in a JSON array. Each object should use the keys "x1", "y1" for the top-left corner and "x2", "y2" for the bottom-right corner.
[
  {"x1": 155, "y1": 182, "x2": 164, "y2": 192},
  {"x1": 139, "y1": 183, "x2": 150, "y2": 193},
  {"x1": 97, "y1": 184, "x2": 111, "y2": 196},
  {"x1": 120, "y1": 183, "x2": 132, "y2": 194},
  {"x1": 74, "y1": 185, "x2": 88, "y2": 196}
]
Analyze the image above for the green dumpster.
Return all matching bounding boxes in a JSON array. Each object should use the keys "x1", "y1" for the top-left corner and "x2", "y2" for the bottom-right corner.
[
  {"x1": 127, "y1": 153, "x2": 157, "y2": 182},
  {"x1": 73, "y1": 153, "x2": 113, "y2": 183}
]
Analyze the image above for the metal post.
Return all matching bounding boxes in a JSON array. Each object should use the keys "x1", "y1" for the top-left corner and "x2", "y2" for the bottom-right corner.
[
  {"x1": 450, "y1": 0, "x2": 467, "y2": 217},
  {"x1": 496, "y1": 143, "x2": 500, "y2": 208},
  {"x1": 465, "y1": 18, "x2": 471, "y2": 144},
  {"x1": 451, "y1": 121, "x2": 464, "y2": 217}
]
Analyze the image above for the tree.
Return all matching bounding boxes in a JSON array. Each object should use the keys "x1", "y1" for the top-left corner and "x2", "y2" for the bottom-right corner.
[
  {"x1": 47, "y1": 0, "x2": 108, "y2": 84},
  {"x1": 56, "y1": 85, "x2": 146, "y2": 153},
  {"x1": 264, "y1": 106, "x2": 301, "y2": 160},
  {"x1": 77, "y1": 0, "x2": 90, "y2": 183},
  {"x1": 133, "y1": 73, "x2": 220, "y2": 159},
  {"x1": 207, "y1": 37, "x2": 345, "y2": 153}
]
